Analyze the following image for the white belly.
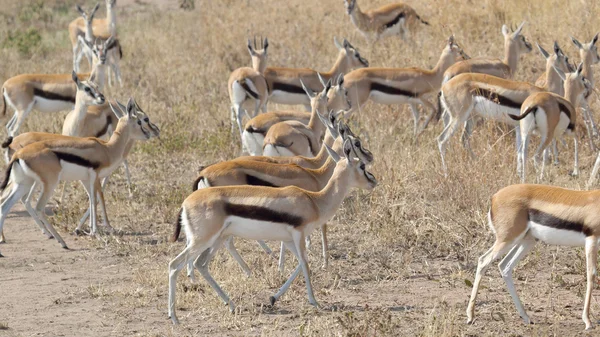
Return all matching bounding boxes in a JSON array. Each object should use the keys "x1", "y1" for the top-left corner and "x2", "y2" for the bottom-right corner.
[
  {"x1": 223, "y1": 216, "x2": 292, "y2": 241},
  {"x1": 528, "y1": 221, "x2": 586, "y2": 246},
  {"x1": 269, "y1": 91, "x2": 310, "y2": 106},
  {"x1": 473, "y1": 97, "x2": 520, "y2": 125},
  {"x1": 379, "y1": 19, "x2": 405, "y2": 37},
  {"x1": 34, "y1": 97, "x2": 74, "y2": 113},
  {"x1": 370, "y1": 91, "x2": 413, "y2": 105},
  {"x1": 59, "y1": 161, "x2": 93, "y2": 181}
]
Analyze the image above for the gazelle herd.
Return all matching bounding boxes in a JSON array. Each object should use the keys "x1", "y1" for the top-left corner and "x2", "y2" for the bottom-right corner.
[{"x1": 4, "y1": 0, "x2": 600, "y2": 332}]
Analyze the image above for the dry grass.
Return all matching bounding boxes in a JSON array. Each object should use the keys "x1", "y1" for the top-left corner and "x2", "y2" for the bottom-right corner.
[{"x1": 1, "y1": 0, "x2": 600, "y2": 335}]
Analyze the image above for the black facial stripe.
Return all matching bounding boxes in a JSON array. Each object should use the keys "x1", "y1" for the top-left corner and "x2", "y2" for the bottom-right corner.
[
  {"x1": 53, "y1": 151, "x2": 100, "y2": 169},
  {"x1": 245, "y1": 175, "x2": 278, "y2": 187},
  {"x1": 224, "y1": 203, "x2": 303, "y2": 227},
  {"x1": 272, "y1": 82, "x2": 307, "y2": 95},
  {"x1": 473, "y1": 88, "x2": 522, "y2": 109},
  {"x1": 370, "y1": 82, "x2": 419, "y2": 97},
  {"x1": 33, "y1": 88, "x2": 76, "y2": 104},
  {"x1": 528, "y1": 208, "x2": 592, "y2": 236}
]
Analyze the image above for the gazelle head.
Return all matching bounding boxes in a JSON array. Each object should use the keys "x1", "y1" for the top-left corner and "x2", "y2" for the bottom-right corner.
[
  {"x1": 301, "y1": 76, "x2": 331, "y2": 113},
  {"x1": 571, "y1": 33, "x2": 600, "y2": 65},
  {"x1": 81, "y1": 35, "x2": 114, "y2": 67},
  {"x1": 247, "y1": 36, "x2": 269, "y2": 73},
  {"x1": 502, "y1": 22, "x2": 532, "y2": 56},
  {"x1": 327, "y1": 74, "x2": 352, "y2": 112},
  {"x1": 110, "y1": 98, "x2": 156, "y2": 141},
  {"x1": 442, "y1": 35, "x2": 469, "y2": 63},
  {"x1": 72, "y1": 71, "x2": 105, "y2": 106},
  {"x1": 76, "y1": 3, "x2": 100, "y2": 25},
  {"x1": 325, "y1": 138, "x2": 377, "y2": 190},
  {"x1": 343, "y1": 0, "x2": 357, "y2": 14},
  {"x1": 334, "y1": 37, "x2": 369, "y2": 68},
  {"x1": 337, "y1": 121, "x2": 374, "y2": 164},
  {"x1": 554, "y1": 62, "x2": 592, "y2": 104},
  {"x1": 114, "y1": 99, "x2": 161, "y2": 139},
  {"x1": 537, "y1": 41, "x2": 571, "y2": 74}
]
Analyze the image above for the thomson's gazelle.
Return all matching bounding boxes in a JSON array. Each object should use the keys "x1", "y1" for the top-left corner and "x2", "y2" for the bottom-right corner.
[
  {"x1": 511, "y1": 63, "x2": 590, "y2": 182},
  {"x1": 73, "y1": 3, "x2": 100, "y2": 72},
  {"x1": 228, "y1": 37, "x2": 269, "y2": 140},
  {"x1": 327, "y1": 36, "x2": 467, "y2": 134},
  {"x1": 467, "y1": 183, "x2": 600, "y2": 330},
  {"x1": 262, "y1": 80, "x2": 331, "y2": 157},
  {"x1": 571, "y1": 33, "x2": 600, "y2": 146},
  {"x1": 168, "y1": 139, "x2": 377, "y2": 323},
  {"x1": 264, "y1": 37, "x2": 368, "y2": 109},
  {"x1": 443, "y1": 22, "x2": 532, "y2": 84},
  {"x1": 343, "y1": 0, "x2": 429, "y2": 42}
]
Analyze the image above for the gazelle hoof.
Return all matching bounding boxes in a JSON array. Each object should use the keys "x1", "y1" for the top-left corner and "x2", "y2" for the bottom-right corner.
[
  {"x1": 0, "y1": 252, "x2": 4, "y2": 257},
  {"x1": 269, "y1": 296, "x2": 277, "y2": 306},
  {"x1": 73, "y1": 229, "x2": 85, "y2": 236}
]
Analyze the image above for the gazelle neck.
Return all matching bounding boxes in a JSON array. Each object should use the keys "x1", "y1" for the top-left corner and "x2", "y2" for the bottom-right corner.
[
  {"x1": 307, "y1": 104, "x2": 327, "y2": 135},
  {"x1": 106, "y1": 120, "x2": 132, "y2": 165},
  {"x1": 582, "y1": 51, "x2": 595, "y2": 86},
  {"x1": 107, "y1": 4, "x2": 117, "y2": 36},
  {"x1": 63, "y1": 98, "x2": 91, "y2": 136},
  {"x1": 431, "y1": 49, "x2": 458, "y2": 89},
  {"x1": 313, "y1": 156, "x2": 338, "y2": 187},
  {"x1": 303, "y1": 132, "x2": 336, "y2": 167},
  {"x1": 84, "y1": 20, "x2": 94, "y2": 41},
  {"x1": 324, "y1": 50, "x2": 350, "y2": 79},
  {"x1": 544, "y1": 60, "x2": 564, "y2": 94},
  {"x1": 565, "y1": 81, "x2": 583, "y2": 107},
  {"x1": 252, "y1": 57, "x2": 267, "y2": 74},
  {"x1": 90, "y1": 61, "x2": 108, "y2": 91},
  {"x1": 307, "y1": 161, "x2": 352, "y2": 225},
  {"x1": 349, "y1": 3, "x2": 369, "y2": 31},
  {"x1": 503, "y1": 39, "x2": 519, "y2": 77}
]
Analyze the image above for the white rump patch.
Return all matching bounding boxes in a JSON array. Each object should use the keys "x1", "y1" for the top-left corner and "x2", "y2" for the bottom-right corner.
[{"x1": 242, "y1": 130, "x2": 264, "y2": 156}]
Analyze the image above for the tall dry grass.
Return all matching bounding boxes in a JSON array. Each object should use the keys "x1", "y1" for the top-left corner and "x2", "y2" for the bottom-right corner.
[{"x1": 1, "y1": 0, "x2": 600, "y2": 335}]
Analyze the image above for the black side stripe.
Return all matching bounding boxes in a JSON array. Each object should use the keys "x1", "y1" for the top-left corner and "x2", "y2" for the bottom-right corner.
[
  {"x1": 528, "y1": 208, "x2": 592, "y2": 236},
  {"x1": 473, "y1": 88, "x2": 522, "y2": 109},
  {"x1": 370, "y1": 82, "x2": 419, "y2": 98},
  {"x1": 384, "y1": 12, "x2": 405, "y2": 29},
  {"x1": 53, "y1": 151, "x2": 100, "y2": 169},
  {"x1": 240, "y1": 80, "x2": 259, "y2": 99},
  {"x1": 557, "y1": 102, "x2": 575, "y2": 131},
  {"x1": 246, "y1": 175, "x2": 278, "y2": 187},
  {"x1": 94, "y1": 115, "x2": 113, "y2": 138},
  {"x1": 245, "y1": 125, "x2": 265, "y2": 134},
  {"x1": 271, "y1": 82, "x2": 306, "y2": 95},
  {"x1": 224, "y1": 203, "x2": 303, "y2": 227},
  {"x1": 33, "y1": 88, "x2": 75, "y2": 104}
]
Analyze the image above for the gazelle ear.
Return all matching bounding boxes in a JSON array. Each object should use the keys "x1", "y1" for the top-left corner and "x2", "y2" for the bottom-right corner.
[
  {"x1": 552, "y1": 64, "x2": 567, "y2": 81},
  {"x1": 116, "y1": 100, "x2": 127, "y2": 113},
  {"x1": 316, "y1": 107, "x2": 329, "y2": 127},
  {"x1": 132, "y1": 97, "x2": 143, "y2": 113},
  {"x1": 337, "y1": 73, "x2": 344, "y2": 86},
  {"x1": 571, "y1": 36, "x2": 584, "y2": 49},
  {"x1": 342, "y1": 138, "x2": 354, "y2": 161},
  {"x1": 247, "y1": 39, "x2": 256, "y2": 56},
  {"x1": 333, "y1": 36, "x2": 343, "y2": 50},
  {"x1": 109, "y1": 100, "x2": 125, "y2": 118},
  {"x1": 126, "y1": 97, "x2": 135, "y2": 117},
  {"x1": 553, "y1": 41, "x2": 562, "y2": 55},
  {"x1": 76, "y1": 5, "x2": 85, "y2": 16},
  {"x1": 512, "y1": 21, "x2": 526, "y2": 37},
  {"x1": 317, "y1": 72, "x2": 326, "y2": 88},
  {"x1": 448, "y1": 35, "x2": 455, "y2": 45},
  {"x1": 299, "y1": 79, "x2": 315, "y2": 98},
  {"x1": 263, "y1": 37, "x2": 269, "y2": 50},
  {"x1": 592, "y1": 33, "x2": 599, "y2": 46},
  {"x1": 90, "y1": 3, "x2": 100, "y2": 19},
  {"x1": 536, "y1": 43, "x2": 550, "y2": 59},
  {"x1": 576, "y1": 62, "x2": 584, "y2": 76},
  {"x1": 325, "y1": 143, "x2": 341, "y2": 163},
  {"x1": 105, "y1": 35, "x2": 115, "y2": 48},
  {"x1": 72, "y1": 71, "x2": 81, "y2": 86},
  {"x1": 501, "y1": 24, "x2": 510, "y2": 37}
]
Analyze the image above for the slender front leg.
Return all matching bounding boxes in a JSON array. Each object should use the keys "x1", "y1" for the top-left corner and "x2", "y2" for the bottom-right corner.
[
  {"x1": 321, "y1": 223, "x2": 329, "y2": 270},
  {"x1": 587, "y1": 151, "x2": 600, "y2": 188},
  {"x1": 122, "y1": 160, "x2": 133, "y2": 198},
  {"x1": 257, "y1": 240, "x2": 273, "y2": 255},
  {"x1": 583, "y1": 236, "x2": 598, "y2": 330},
  {"x1": 408, "y1": 103, "x2": 420, "y2": 136},
  {"x1": 94, "y1": 179, "x2": 113, "y2": 232},
  {"x1": 291, "y1": 233, "x2": 319, "y2": 307},
  {"x1": 194, "y1": 237, "x2": 236, "y2": 312},
  {"x1": 278, "y1": 241, "x2": 286, "y2": 273},
  {"x1": 572, "y1": 134, "x2": 579, "y2": 176},
  {"x1": 224, "y1": 236, "x2": 252, "y2": 277},
  {"x1": 88, "y1": 176, "x2": 97, "y2": 235}
]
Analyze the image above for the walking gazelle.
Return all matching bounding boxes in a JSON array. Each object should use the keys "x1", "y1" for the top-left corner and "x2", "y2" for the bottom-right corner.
[
  {"x1": 168, "y1": 138, "x2": 377, "y2": 323},
  {"x1": 467, "y1": 183, "x2": 600, "y2": 330}
]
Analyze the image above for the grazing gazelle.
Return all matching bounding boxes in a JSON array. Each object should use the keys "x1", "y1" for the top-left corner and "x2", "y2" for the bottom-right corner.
[
  {"x1": 190, "y1": 119, "x2": 373, "y2": 278},
  {"x1": 467, "y1": 183, "x2": 600, "y2": 330},
  {"x1": 343, "y1": 0, "x2": 429, "y2": 42},
  {"x1": 262, "y1": 80, "x2": 331, "y2": 157},
  {"x1": 228, "y1": 37, "x2": 269, "y2": 140},
  {"x1": 264, "y1": 37, "x2": 368, "y2": 109},
  {"x1": 0, "y1": 99, "x2": 155, "y2": 253},
  {"x1": 327, "y1": 36, "x2": 467, "y2": 134},
  {"x1": 510, "y1": 63, "x2": 590, "y2": 182},
  {"x1": 1, "y1": 37, "x2": 112, "y2": 137},
  {"x1": 442, "y1": 22, "x2": 532, "y2": 84},
  {"x1": 168, "y1": 139, "x2": 377, "y2": 323}
]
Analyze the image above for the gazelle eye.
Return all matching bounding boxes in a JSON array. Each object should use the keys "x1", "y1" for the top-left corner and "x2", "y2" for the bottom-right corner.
[
  {"x1": 137, "y1": 120, "x2": 142, "y2": 125},
  {"x1": 355, "y1": 141, "x2": 360, "y2": 147},
  {"x1": 144, "y1": 118, "x2": 149, "y2": 122},
  {"x1": 360, "y1": 163, "x2": 365, "y2": 170},
  {"x1": 84, "y1": 87, "x2": 91, "y2": 92}
]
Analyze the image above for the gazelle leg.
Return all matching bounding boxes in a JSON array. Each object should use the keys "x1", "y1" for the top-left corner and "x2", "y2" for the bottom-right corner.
[
  {"x1": 419, "y1": 98, "x2": 437, "y2": 132},
  {"x1": 291, "y1": 232, "x2": 318, "y2": 307},
  {"x1": 466, "y1": 241, "x2": 514, "y2": 324},
  {"x1": 59, "y1": 182, "x2": 69, "y2": 204},
  {"x1": 9, "y1": 101, "x2": 34, "y2": 137},
  {"x1": 224, "y1": 236, "x2": 252, "y2": 277},
  {"x1": 0, "y1": 181, "x2": 32, "y2": 255},
  {"x1": 573, "y1": 134, "x2": 579, "y2": 176},
  {"x1": 22, "y1": 182, "x2": 52, "y2": 239},
  {"x1": 194, "y1": 236, "x2": 236, "y2": 312},
  {"x1": 461, "y1": 118, "x2": 476, "y2": 159},
  {"x1": 257, "y1": 240, "x2": 273, "y2": 255},
  {"x1": 498, "y1": 232, "x2": 535, "y2": 324},
  {"x1": 278, "y1": 241, "x2": 286, "y2": 273},
  {"x1": 269, "y1": 241, "x2": 302, "y2": 305},
  {"x1": 5, "y1": 114, "x2": 16, "y2": 133},
  {"x1": 551, "y1": 139, "x2": 559, "y2": 165},
  {"x1": 437, "y1": 106, "x2": 471, "y2": 174},
  {"x1": 321, "y1": 223, "x2": 329, "y2": 270},
  {"x1": 34, "y1": 180, "x2": 68, "y2": 249},
  {"x1": 122, "y1": 160, "x2": 133, "y2": 197},
  {"x1": 408, "y1": 103, "x2": 420, "y2": 136},
  {"x1": 94, "y1": 179, "x2": 113, "y2": 232},
  {"x1": 583, "y1": 236, "x2": 598, "y2": 330},
  {"x1": 587, "y1": 152, "x2": 600, "y2": 188}
]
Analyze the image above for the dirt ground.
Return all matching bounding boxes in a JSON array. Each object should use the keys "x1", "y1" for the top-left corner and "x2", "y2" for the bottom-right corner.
[{"x1": 1, "y1": 0, "x2": 600, "y2": 336}]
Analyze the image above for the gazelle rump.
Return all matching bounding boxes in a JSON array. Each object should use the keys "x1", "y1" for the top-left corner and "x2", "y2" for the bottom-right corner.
[
  {"x1": 467, "y1": 184, "x2": 600, "y2": 330},
  {"x1": 511, "y1": 63, "x2": 589, "y2": 183},
  {"x1": 343, "y1": 0, "x2": 429, "y2": 42},
  {"x1": 228, "y1": 37, "x2": 269, "y2": 141},
  {"x1": 264, "y1": 37, "x2": 368, "y2": 109},
  {"x1": 262, "y1": 80, "x2": 331, "y2": 157},
  {"x1": 168, "y1": 139, "x2": 377, "y2": 324},
  {"x1": 442, "y1": 22, "x2": 532, "y2": 84},
  {"x1": 328, "y1": 36, "x2": 467, "y2": 134}
]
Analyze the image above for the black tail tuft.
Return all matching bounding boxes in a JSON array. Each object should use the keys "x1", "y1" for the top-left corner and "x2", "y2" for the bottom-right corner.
[
  {"x1": 239, "y1": 79, "x2": 259, "y2": 100},
  {"x1": 509, "y1": 107, "x2": 537, "y2": 121},
  {"x1": 117, "y1": 40, "x2": 123, "y2": 59},
  {"x1": 170, "y1": 208, "x2": 183, "y2": 243},
  {"x1": 0, "y1": 160, "x2": 14, "y2": 192},
  {"x1": 435, "y1": 91, "x2": 443, "y2": 122},
  {"x1": 1, "y1": 89, "x2": 6, "y2": 117},
  {"x1": 1, "y1": 137, "x2": 13, "y2": 149},
  {"x1": 192, "y1": 176, "x2": 204, "y2": 192},
  {"x1": 416, "y1": 14, "x2": 429, "y2": 26}
]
